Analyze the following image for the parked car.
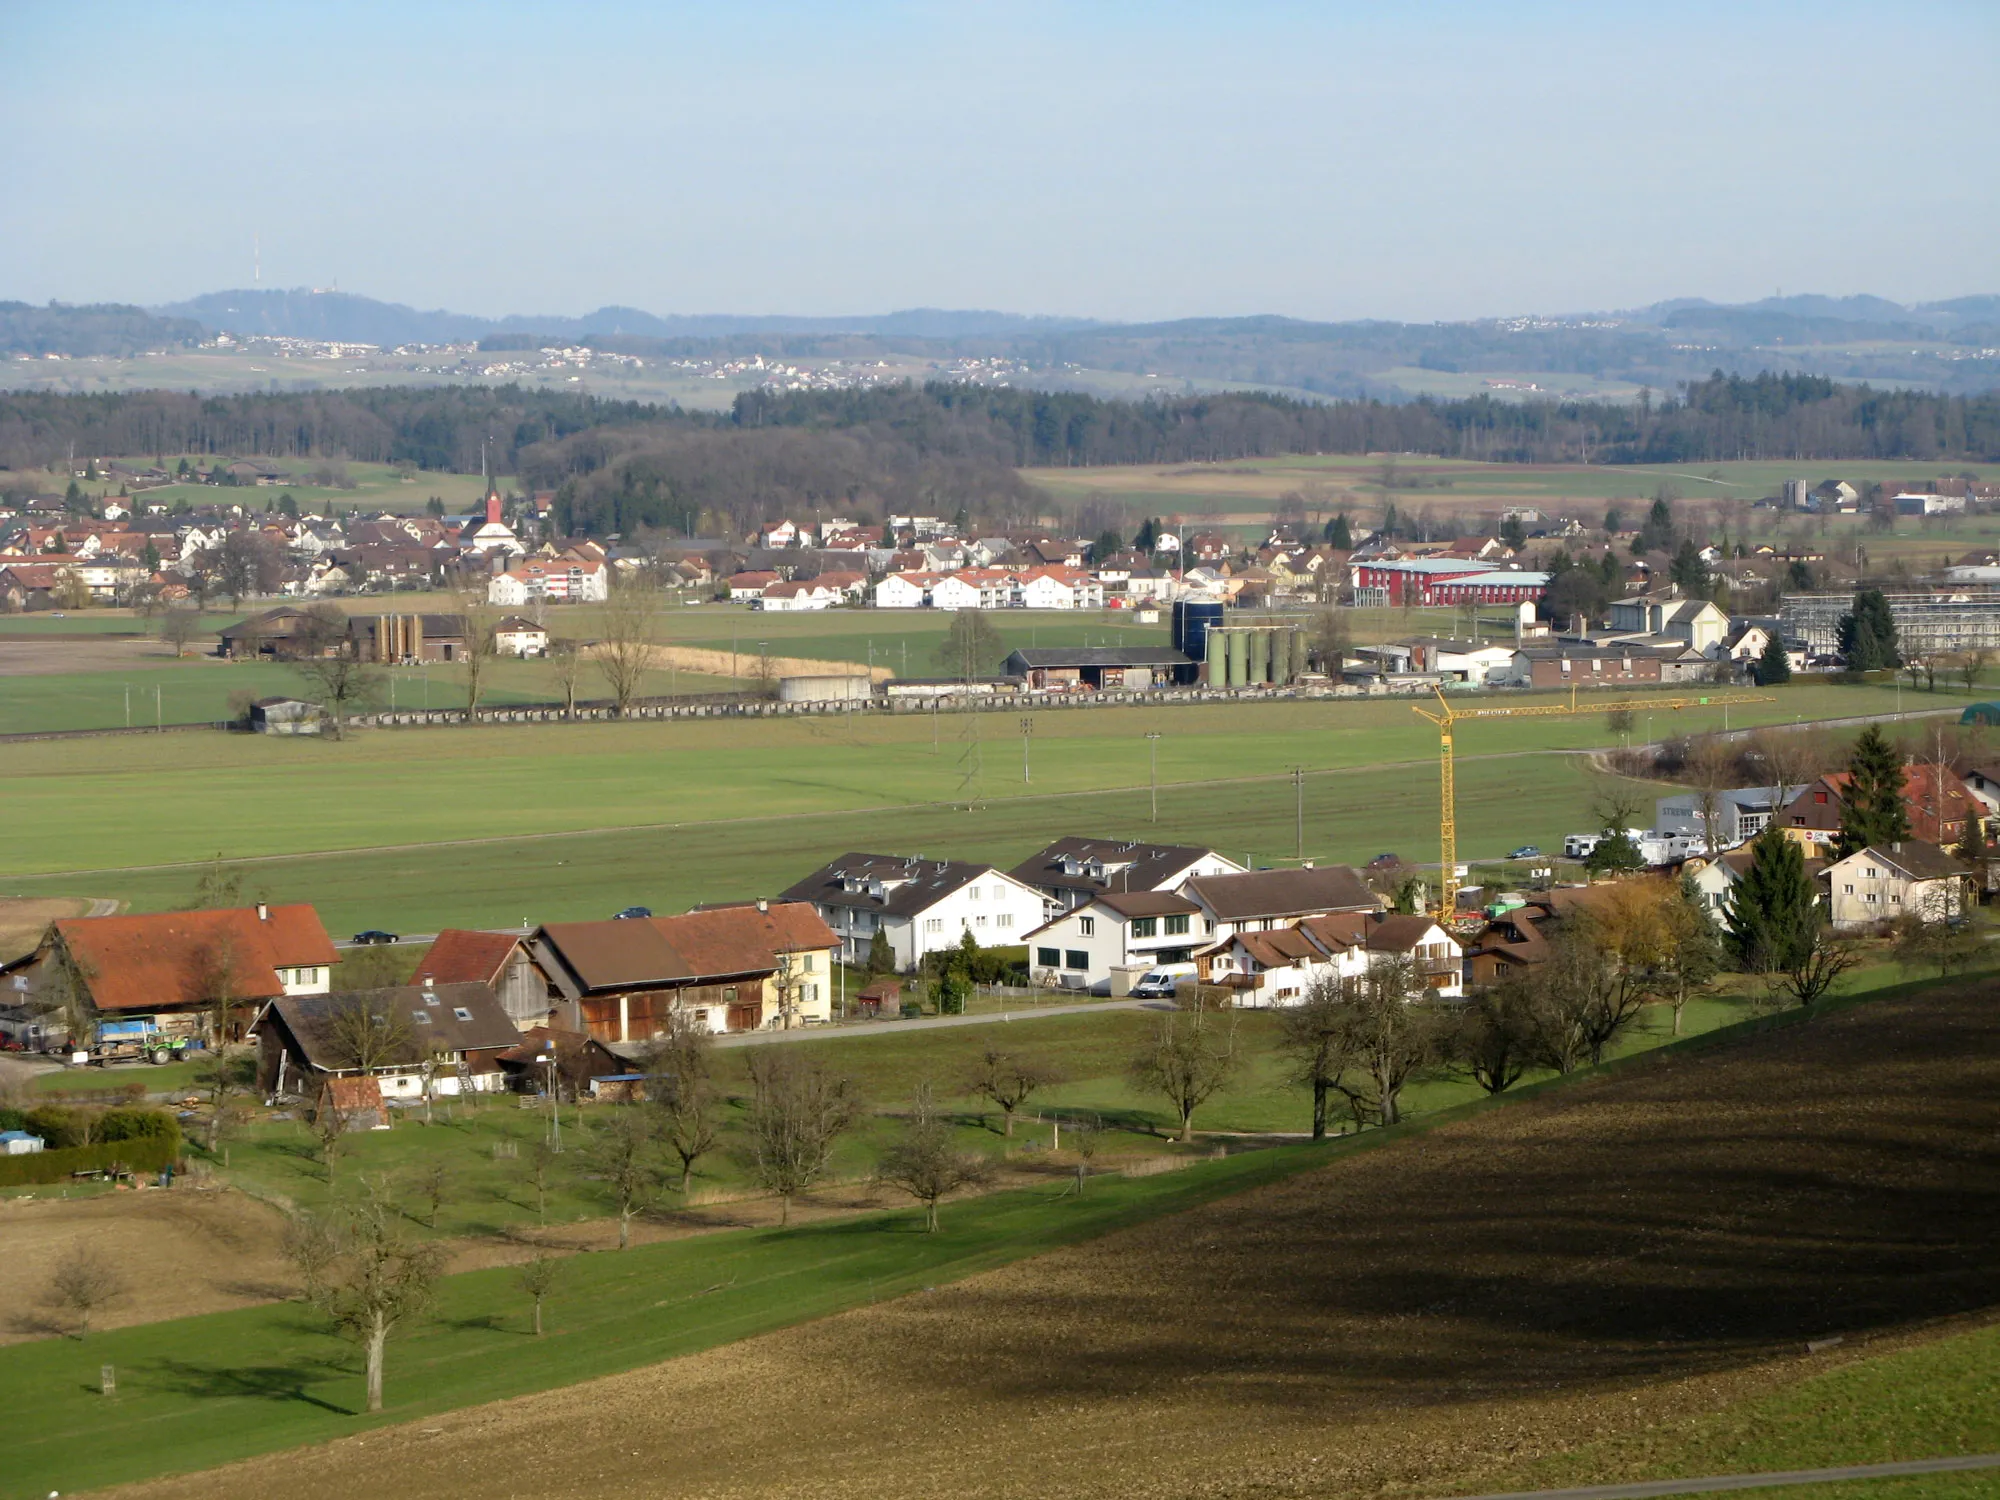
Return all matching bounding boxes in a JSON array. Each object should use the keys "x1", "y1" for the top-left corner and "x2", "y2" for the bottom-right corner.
[
  {"x1": 351, "y1": 930, "x2": 400, "y2": 945},
  {"x1": 1507, "y1": 845, "x2": 1542, "y2": 860},
  {"x1": 612, "y1": 906, "x2": 653, "y2": 920},
  {"x1": 1365, "y1": 852, "x2": 1402, "y2": 871}
]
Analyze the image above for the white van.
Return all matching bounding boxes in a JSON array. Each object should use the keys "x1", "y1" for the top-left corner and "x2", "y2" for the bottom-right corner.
[
  {"x1": 1130, "y1": 963, "x2": 1196, "y2": 999},
  {"x1": 1562, "y1": 833, "x2": 1599, "y2": 859}
]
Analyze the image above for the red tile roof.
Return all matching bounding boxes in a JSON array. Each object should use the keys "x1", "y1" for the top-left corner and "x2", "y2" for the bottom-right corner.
[
  {"x1": 537, "y1": 903, "x2": 836, "y2": 994},
  {"x1": 54, "y1": 905, "x2": 336, "y2": 1013},
  {"x1": 414, "y1": 929, "x2": 522, "y2": 987}
]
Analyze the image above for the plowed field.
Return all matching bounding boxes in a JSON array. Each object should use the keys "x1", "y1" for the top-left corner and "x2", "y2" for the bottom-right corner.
[{"x1": 106, "y1": 986, "x2": 2000, "y2": 1500}]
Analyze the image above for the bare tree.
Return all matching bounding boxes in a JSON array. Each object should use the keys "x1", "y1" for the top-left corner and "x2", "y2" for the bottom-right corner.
[
  {"x1": 293, "y1": 652, "x2": 383, "y2": 739},
  {"x1": 1523, "y1": 895, "x2": 1663, "y2": 1071},
  {"x1": 159, "y1": 604, "x2": 203, "y2": 659},
  {"x1": 412, "y1": 1161, "x2": 452, "y2": 1230},
  {"x1": 643, "y1": 1016, "x2": 719, "y2": 1193},
  {"x1": 1684, "y1": 734, "x2": 1735, "y2": 857},
  {"x1": 1890, "y1": 905, "x2": 1981, "y2": 981},
  {"x1": 1655, "y1": 879, "x2": 1722, "y2": 1034},
  {"x1": 454, "y1": 590, "x2": 499, "y2": 723},
  {"x1": 48, "y1": 1241, "x2": 127, "y2": 1338},
  {"x1": 594, "y1": 573, "x2": 658, "y2": 716},
  {"x1": 520, "y1": 1136, "x2": 560, "y2": 1224},
  {"x1": 193, "y1": 1044, "x2": 253, "y2": 1154},
  {"x1": 1319, "y1": 958, "x2": 1449, "y2": 1128},
  {"x1": 1958, "y1": 649, "x2": 1990, "y2": 697},
  {"x1": 1129, "y1": 996, "x2": 1239, "y2": 1142},
  {"x1": 875, "y1": 1086, "x2": 993, "y2": 1232},
  {"x1": 961, "y1": 1048, "x2": 1062, "y2": 1137},
  {"x1": 1774, "y1": 928, "x2": 1862, "y2": 1009},
  {"x1": 326, "y1": 995, "x2": 413, "y2": 1079},
  {"x1": 1275, "y1": 984, "x2": 1352, "y2": 1138},
  {"x1": 517, "y1": 1254, "x2": 561, "y2": 1336},
  {"x1": 281, "y1": 1211, "x2": 342, "y2": 1302},
  {"x1": 1449, "y1": 981, "x2": 1539, "y2": 1095},
  {"x1": 311, "y1": 1089, "x2": 351, "y2": 1181},
  {"x1": 584, "y1": 1109, "x2": 665, "y2": 1249},
  {"x1": 545, "y1": 637, "x2": 585, "y2": 719},
  {"x1": 742, "y1": 1051, "x2": 860, "y2": 1224},
  {"x1": 311, "y1": 1187, "x2": 448, "y2": 1413},
  {"x1": 1066, "y1": 1113, "x2": 1102, "y2": 1194}
]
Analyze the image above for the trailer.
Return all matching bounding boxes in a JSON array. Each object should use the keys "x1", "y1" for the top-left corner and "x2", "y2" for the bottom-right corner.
[{"x1": 80, "y1": 1016, "x2": 193, "y2": 1066}]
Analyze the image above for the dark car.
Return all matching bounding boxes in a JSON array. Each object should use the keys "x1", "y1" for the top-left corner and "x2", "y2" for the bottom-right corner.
[
  {"x1": 1365, "y1": 852, "x2": 1401, "y2": 871},
  {"x1": 612, "y1": 906, "x2": 653, "y2": 920},
  {"x1": 1507, "y1": 845, "x2": 1542, "y2": 860},
  {"x1": 351, "y1": 930, "x2": 400, "y2": 945}
]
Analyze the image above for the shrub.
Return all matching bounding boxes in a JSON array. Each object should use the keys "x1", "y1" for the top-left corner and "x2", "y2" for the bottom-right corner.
[
  {"x1": 97, "y1": 1108, "x2": 179, "y2": 1144},
  {"x1": 0, "y1": 1107, "x2": 25, "y2": 1132},
  {"x1": 0, "y1": 1134, "x2": 181, "y2": 1187},
  {"x1": 23, "y1": 1105, "x2": 84, "y2": 1149}
]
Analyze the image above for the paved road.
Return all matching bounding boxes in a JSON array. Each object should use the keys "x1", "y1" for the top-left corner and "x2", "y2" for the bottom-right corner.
[
  {"x1": 1442, "y1": 1450, "x2": 2000, "y2": 1500},
  {"x1": 713, "y1": 998, "x2": 1164, "y2": 1048}
]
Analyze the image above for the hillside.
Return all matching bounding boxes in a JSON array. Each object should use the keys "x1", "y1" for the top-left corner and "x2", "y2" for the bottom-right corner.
[{"x1": 105, "y1": 982, "x2": 2000, "y2": 1500}]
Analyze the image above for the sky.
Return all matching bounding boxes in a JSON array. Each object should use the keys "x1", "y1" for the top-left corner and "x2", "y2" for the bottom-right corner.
[{"x1": 3, "y1": 0, "x2": 1995, "y2": 324}]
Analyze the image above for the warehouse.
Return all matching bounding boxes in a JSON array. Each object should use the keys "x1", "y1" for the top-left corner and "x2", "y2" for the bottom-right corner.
[{"x1": 1002, "y1": 647, "x2": 1195, "y2": 690}]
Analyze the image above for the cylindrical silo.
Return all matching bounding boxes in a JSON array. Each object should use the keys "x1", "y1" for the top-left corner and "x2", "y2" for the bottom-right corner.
[
  {"x1": 1291, "y1": 627, "x2": 1311, "y2": 682},
  {"x1": 1226, "y1": 629, "x2": 1247, "y2": 687},
  {"x1": 1248, "y1": 627, "x2": 1271, "y2": 684}
]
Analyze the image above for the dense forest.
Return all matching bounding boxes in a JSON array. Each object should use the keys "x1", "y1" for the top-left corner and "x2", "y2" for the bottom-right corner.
[
  {"x1": 3, "y1": 375, "x2": 1997, "y2": 536},
  {"x1": 0, "y1": 301, "x2": 205, "y2": 358}
]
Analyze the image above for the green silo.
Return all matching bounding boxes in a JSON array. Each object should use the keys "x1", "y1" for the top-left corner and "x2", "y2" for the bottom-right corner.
[
  {"x1": 1226, "y1": 629, "x2": 1247, "y2": 687},
  {"x1": 1290, "y1": 627, "x2": 1310, "y2": 683},
  {"x1": 1248, "y1": 627, "x2": 1271, "y2": 684}
]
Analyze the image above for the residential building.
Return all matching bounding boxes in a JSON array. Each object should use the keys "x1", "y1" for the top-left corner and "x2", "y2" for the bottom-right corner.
[
  {"x1": 414, "y1": 929, "x2": 548, "y2": 1030},
  {"x1": 1179, "y1": 865, "x2": 1379, "y2": 943},
  {"x1": 1779, "y1": 766, "x2": 1975, "y2": 852},
  {"x1": 492, "y1": 616, "x2": 550, "y2": 657},
  {"x1": 255, "y1": 982, "x2": 520, "y2": 1102},
  {"x1": 1008, "y1": 837, "x2": 1244, "y2": 915},
  {"x1": 874, "y1": 571, "x2": 937, "y2": 608},
  {"x1": 1505, "y1": 646, "x2": 1665, "y2": 689},
  {"x1": 779, "y1": 854, "x2": 1046, "y2": 971},
  {"x1": 529, "y1": 902, "x2": 839, "y2": 1042},
  {"x1": 755, "y1": 579, "x2": 840, "y2": 611},
  {"x1": 726, "y1": 570, "x2": 779, "y2": 601},
  {"x1": 1197, "y1": 911, "x2": 1462, "y2": 1004},
  {"x1": 1025, "y1": 891, "x2": 1206, "y2": 991},
  {"x1": 1826, "y1": 842, "x2": 1968, "y2": 929},
  {"x1": 0, "y1": 904, "x2": 337, "y2": 1046}
]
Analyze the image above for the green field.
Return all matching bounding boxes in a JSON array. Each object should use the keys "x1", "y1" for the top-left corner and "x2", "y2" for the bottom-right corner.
[{"x1": 0, "y1": 683, "x2": 1929, "y2": 932}]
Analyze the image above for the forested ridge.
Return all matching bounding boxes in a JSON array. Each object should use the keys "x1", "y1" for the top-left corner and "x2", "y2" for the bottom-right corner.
[{"x1": 2, "y1": 375, "x2": 1996, "y2": 536}]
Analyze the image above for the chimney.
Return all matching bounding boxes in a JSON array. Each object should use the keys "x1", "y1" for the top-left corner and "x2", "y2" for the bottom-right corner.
[
  {"x1": 256, "y1": 902, "x2": 269, "y2": 921},
  {"x1": 756, "y1": 898, "x2": 769, "y2": 914},
  {"x1": 422, "y1": 975, "x2": 433, "y2": 989}
]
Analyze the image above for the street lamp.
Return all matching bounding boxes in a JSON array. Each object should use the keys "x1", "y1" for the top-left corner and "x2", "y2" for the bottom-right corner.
[{"x1": 1019, "y1": 716, "x2": 1033, "y2": 784}]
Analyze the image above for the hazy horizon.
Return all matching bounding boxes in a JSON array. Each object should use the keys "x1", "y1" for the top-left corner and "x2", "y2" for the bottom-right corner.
[{"x1": 4, "y1": 1, "x2": 1994, "y2": 324}]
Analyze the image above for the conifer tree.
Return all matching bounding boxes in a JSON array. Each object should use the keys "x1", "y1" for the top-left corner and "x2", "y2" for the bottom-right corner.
[
  {"x1": 1756, "y1": 630, "x2": 1792, "y2": 685},
  {"x1": 1836, "y1": 588, "x2": 1902, "y2": 671},
  {"x1": 1834, "y1": 726, "x2": 1910, "y2": 858},
  {"x1": 1726, "y1": 827, "x2": 1818, "y2": 971}
]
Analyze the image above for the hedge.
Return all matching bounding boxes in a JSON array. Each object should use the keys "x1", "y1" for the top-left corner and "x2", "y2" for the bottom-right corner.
[
  {"x1": 18, "y1": 1104, "x2": 178, "y2": 1150},
  {"x1": 0, "y1": 1133, "x2": 182, "y2": 1187}
]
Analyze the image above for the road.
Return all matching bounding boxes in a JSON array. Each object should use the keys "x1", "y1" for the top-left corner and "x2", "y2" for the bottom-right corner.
[
  {"x1": 714, "y1": 997, "x2": 1163, "y2": 1048},
  {"x1": 1442, "y1": 1451, "x2": 2000, "y2": 1500}
]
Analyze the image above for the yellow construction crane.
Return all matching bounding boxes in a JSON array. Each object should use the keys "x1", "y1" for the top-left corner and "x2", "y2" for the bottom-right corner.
[{"x1": 1412, "y1": 684, "x2": 1776, "y2": 921}]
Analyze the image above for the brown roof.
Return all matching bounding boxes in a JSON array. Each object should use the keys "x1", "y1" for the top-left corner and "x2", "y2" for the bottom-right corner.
[
  {"x1": 1095, "y1": 890, "x2": 1202, "y2": 919},
  {"x1": 263, "y1": 983, "x2": 517, "y2": 1072},
  {"x1": 536, "y1": 903, "x2": 836, "y2": 995},
  {"x1": 1297, "y1": 911, "x2": 1371, "y2": 949},
  {"x1": 1234, "y1": 928, "x2": 1321, "y2": 969},
  {"x1": 1364, "y1": 914, "x2": 1446, "y2": 953},
  {"x1": 1185, "y1": 866, "x2": 1376, "y2": 922},
  {"x1": 51, "y1": 905, "x2": 336, "y2": 1013},
  {"x1": 1840, "y1": 842, "x2": 1967, "y2": 882},
  {"x1": 415, "y1": 929, "x2": 523, "y2": 987}
]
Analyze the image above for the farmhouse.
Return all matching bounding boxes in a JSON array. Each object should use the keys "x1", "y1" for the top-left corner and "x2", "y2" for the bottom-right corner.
[
  {"x1": 531, "y1": 902, "x2": 838, "y2": 1042},
  {"x1": 1825, "y1": 842, "x2": 1968, "y2": 929},
  {"x1": 1026, "y1": 890, "x2": 1206, "y2": 991},
  {"x1": 348, "y1": 612, "x2": 471, "y2": 664},
  {"x1": 0, "y1": 904, "x2": 337, "y2": 1045},
  {"x1": 1008, "y1": 838, "x2": 1244, "y2": 915},
  {"x1": 255, "y1": 982, "x2": 521, "y2": 1102},
  {"x1": 415, "y1": 929, "x2": 548, "y2": 1029},
  {"x1": 780, "y1": 854, "x2": 1045, "y2": 971},
  {"x1": 1779, "y1": 766, "x2": 1975, "y2": 851}
]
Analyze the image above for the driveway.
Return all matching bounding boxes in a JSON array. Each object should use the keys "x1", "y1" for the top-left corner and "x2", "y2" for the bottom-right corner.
[{"x1": 714, "y1": 997, "x2": 1166, "y2": 1048}]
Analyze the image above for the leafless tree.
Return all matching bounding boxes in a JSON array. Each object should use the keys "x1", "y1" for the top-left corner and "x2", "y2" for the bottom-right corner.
[
  {"x1": 1683, "y1": 734, "x2": 1735, "y2": 857},
  {"x1": 1774, "y1": 928, "x2": 1862, "y2": 1009},
  {"x1": 189, "y1": 852, "x2": 244, "y2": 910},
  {"x1": 517, "y1": 1254, "x2": 561, "y2": 1336},
  {"x1": 520, "y1": 1136, "x2": 560, "y2": 1224},
  {"x1": 1129, "y1": 995, "x2": 1239, "y2": 1142},
  {"x1": 293, "y1": 651, "x2": 383, "y2": 739},
  {"x1": 874, "y1": 1086, "x2": 993, "y2": 1232},
  {"x1": 1066, "y1": 1112, "x2": 1102, "y2": 1194},
  {"x1": 742, "y1": 1051, "x2": 860, "y2": 1224},
  {"x1": 961, "y1": 1048, "x2": 1062, "y2": 1136},
  {"x1": 310, "y1": 1186, "x2": 448, "y2": 1413},
  {"x1": 412, "y1": 1161, "x2": 452, "y2": 1230},
  {"x1": 454, "y1": 589, "x2": 499, "y2": 723},
  {"x1": 1449, "y1": 980, "x2": 1539, "y2": 1095},
  {"x1": 48, "y1": 1241, "x2": 127, "y2": 1338},
  {"x1": 594, "y1": 573, "x2": 658, "y2": 716},
  {"x1": 326, "y1": 995, "x2": 413, "y2": 1079},
  {"x1": 643, "y1": 1016, "x2": 719, "y2": 1193},
  {"x1": 1959, "y1": 649, "x2": 1991, "y2": 697},
  {"x1": 1315, "y1": 958, "x2": 1449, "y2": 1128},
  {"x1": 545, "y1": 637, "x2": 585, "y2": 718},
  {"x1": 1275, "y1": 983, "x2": 1352, "y2": 1138},
  {"x1": 311, "y1": 1090, "x2": 351, "y2": 1180},
  {"x1": 159, "y1": 604, "x2": 203, "y2": 659},
  {"x1": 193, "y1": 1044, "x2": 253, "y2": 1154},
  {"x1": 1890, "y1": 905, "x2": 1981, "y2": 981},
  {"x1": 584, "y1": 1109, "x2": 665, "y2": 1249},
  {"x1": 281, "y1": 1210, "x2": 342, "y2": 1302},
  {"x1": 1522, "y1": 896, "x2": 1662, "y2": 1071}
]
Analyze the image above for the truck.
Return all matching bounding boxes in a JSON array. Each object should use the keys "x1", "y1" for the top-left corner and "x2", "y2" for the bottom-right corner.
[{"x1": 84, "y1": 1017, "x2": 195, "y2": 1066}]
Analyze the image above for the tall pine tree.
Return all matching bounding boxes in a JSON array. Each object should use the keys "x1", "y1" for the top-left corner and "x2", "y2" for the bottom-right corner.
[
  {"x1": 1836, "y1": 588, "x2": 1902, "y2": 671},
  {"x1": 1834, "y1": 725, "x2": 1910, "y2": 857},
  {"x1": 1726, "y1": 827, "x2": 1818, "y2": 971},
  {"x1": 1755, "y1": 630, "x2": 1792, "y2": 685}
]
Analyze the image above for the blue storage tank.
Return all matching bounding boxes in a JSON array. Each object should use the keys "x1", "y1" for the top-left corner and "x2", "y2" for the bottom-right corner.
[{"x1": 1172, "y1": 600, "x2": 1224, "y2": 663}]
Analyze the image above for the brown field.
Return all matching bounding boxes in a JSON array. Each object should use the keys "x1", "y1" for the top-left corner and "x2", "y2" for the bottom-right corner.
[
  {"x1": 0, "y1": 896, "x2": 98, "y2": 960},
  {"x1": 0, "y1": 634, "x2": 180, "y2": 675},
  {"x1": 108, "y1": 984, "x2": 2000, "y2": 1500}
]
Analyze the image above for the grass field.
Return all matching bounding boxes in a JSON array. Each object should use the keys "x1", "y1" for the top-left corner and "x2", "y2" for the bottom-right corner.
[
  {"x1": 32, "y1": 973, "x2": 1994, "y2": 1500},
  {"x1": 0, "y1": 684, "x2": 1931, "y2": 932}
]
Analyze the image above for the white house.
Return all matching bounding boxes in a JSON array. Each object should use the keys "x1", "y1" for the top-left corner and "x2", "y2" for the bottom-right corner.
[
  {"x1": 1179, "y1": 865, "x2": 1379, "y2": 944},
  {"x1": 1015, "y1": 567, "x2": 1103, "y2": 610},
  {"x1": 1825, "y1": 842, "x2": 1967, "y2": 930},
  {"x1": 929, "y1": 573, "x2": 985, "y2": 611},
  {"x1": 759, "y1": 520, "x2": 800, "y2": 549},
  {"x1": 1008, "y1": 838, "x2": 1245, "y2": 916},
  {"x1": 779, "y1": 853, "x2": 1047, "y2": 971},
  {"x1": 1196, "y1": 911, "x2": 1462, "y2": 1005},
  {"x1": 874, "y1": 572, "x2": 937, "y2": 608},
  {"x1": 1607, "y1": 596, "x2": 1732, "y2": 657},
  {"x1": 726, "y1": 571, "x2": 779, "y2": 601},
  {"x1": 755, "y1": 580, "x2": 839, "y2": 612},
  {"x1": 1025, "y1": 891, "x2": 1205, "y2": 991},
  {"x1": 492, "y1": 616, "x2": 550, "y2": 657}
]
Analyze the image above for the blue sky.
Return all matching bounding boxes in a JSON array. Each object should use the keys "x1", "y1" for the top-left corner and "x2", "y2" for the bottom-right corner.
[{"x1": 2, "y1": 1, "x2": 1993, "y2": 321}]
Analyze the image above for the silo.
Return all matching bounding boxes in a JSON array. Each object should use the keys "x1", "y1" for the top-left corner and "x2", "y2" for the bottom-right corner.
[
  {"x1": 1291, "y1": 627, "x2": 1311, "y2": 682},
  {"x1": 1225, "y1": 629, "x2": 1247, "y2": 687},
  {"x1": 1174, "y1": 599, "x2": 1223, "y2": 664},
  {"x1": 1248, "y1": 627, "x2": 1272, "y2": 684}
]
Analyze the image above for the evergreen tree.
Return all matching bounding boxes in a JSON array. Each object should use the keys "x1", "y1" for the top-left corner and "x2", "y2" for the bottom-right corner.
[
  {"x1": 1957, "y1": 810, "x2": 1987, "y2": 870},
  {"x1": 1633, "y1": 494, "x2": 1675, "y2": 554},
  {"x1": 1324, "y1": 512, "x2": 1353, "y2": 549},
  {"x1": 1786, "y1": 559, "x2": 1815, "y2": 591},
  {"x1": 1755, "y1": 630, "x2": 1792, "y2": 685},
  {"x1": 1133, "y1": 516, "x2": 1158, "y2": 552},
  {"x1": 1834, "y1": 725, "x2": 1910, "y2": 858},
  {"x1": 1668, "y1": 538, "x2": 1707, "y2": 593},
  {"x1": 1093, "y1": 528, "x2": 1123, "y2": 561},
  {"x1": 1499, "y1": 515, "x2": 1527, "y2": 551},
  {"x1": 1836, "y1": 588, "x2": 1901, "y2": 671},
  {"x1": 1726, "y1": 827, "x2": 1818, "y2": 971},
  {"x1": 1380, "y1": 501, "x2": 1400, "y2": 538},
  {"x1": 1598, "y1": 550, "x2": 1621, "y2": 586},
  {"x1": 865, "y1": 928, "x2": 894, "y2": 978},
  {"x1": 1603, "y1": 505, "x2": 1624, "y2": 534}
]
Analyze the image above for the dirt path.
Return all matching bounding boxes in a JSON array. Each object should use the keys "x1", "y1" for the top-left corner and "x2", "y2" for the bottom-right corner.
[
  {"x1": 592, "y1": 642, "x2": 893, "y2": 683},
  {"x1": 101, "y1": 984, "x2": 2000, "y2": 1500}
]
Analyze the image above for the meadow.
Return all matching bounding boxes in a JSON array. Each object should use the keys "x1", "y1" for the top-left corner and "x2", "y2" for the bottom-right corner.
[
  {"x1": 0, "y1": 683, "x2": 1933, "y2": 932},
  {"x1": 10, "y1": 975, "x2": 1991, "y2": 1500}
]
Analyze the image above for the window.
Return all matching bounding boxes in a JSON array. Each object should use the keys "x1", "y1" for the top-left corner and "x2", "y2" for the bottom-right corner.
[
  {"x1": 1130, "y1": 917, "x2": 1157, "y2": 938},
  {"x1": 968, "y1": 885, "x2": 980, "y2": 900},
  {"x1": 410, "y1": 1010, "x2": 430, "y2": 1024},
  {"x1": 1865, "y1": 893, "x2": 1878, "y2": 904},
  {"x1": 976, "y1": 915, "x2": 988, "y2": 927},
  {"x1": 1844, "y1": 884, "x2": 1854, "y2": 894},
  {"x1": 1079, "y1": 916, "x2": 1095, "y2": 936},
  {"x1": 723, "y1": 985, "x2": 738, "y2": 1002},
  {"x1": 924, "y1": 918, "x2": 943, "y2": 933},
  {"x1": 453, "y1": 1007, "x2": 473, "y2": 1022},
  {"x1": 1865, "y1": 866, "x2": 1878, "y2": 878},
  {"x1": 1890, "y1": 894, "x2": 1902, "y2": 904},
  {"x1": 1064, "y1": 950, "x2": 1089, "y2": 971},
  {"x1": 996, "y1": 913, "x2": 1012, "y2": 929},
  {"x1": 1037, "y1": 947, "x2": 1061, "y2": 968},
  {"x1": 1165, "y1": 914, "x2": 1189, "y2": 935}
]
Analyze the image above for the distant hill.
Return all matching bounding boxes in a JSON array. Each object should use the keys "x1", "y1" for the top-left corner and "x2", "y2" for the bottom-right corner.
[{"x1": 0, "y1": 301, "x2": 205, "y2": 357}]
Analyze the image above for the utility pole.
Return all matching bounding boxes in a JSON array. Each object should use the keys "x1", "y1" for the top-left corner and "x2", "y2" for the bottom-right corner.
[
  {"x1": 1019, "y1": 716, "x2": 1033, "y2": 784},
  {"x1": 155, "y1": 684, "x2": 162, "y2": 731},
  {"x1": 1146, "y1": 731, "x2": 1162, "y2": 822},
  {"x1": 1294, "y1": 765, "x2": 1305, "y2": 861},
  {"x1": 123, "y1": 683, "x2": 130, "y2": 728}
]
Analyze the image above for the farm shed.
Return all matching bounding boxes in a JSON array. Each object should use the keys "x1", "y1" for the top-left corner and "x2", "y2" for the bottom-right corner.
[{"x1": 256, "y1": 982, "x2": 519, "y2": 1102}]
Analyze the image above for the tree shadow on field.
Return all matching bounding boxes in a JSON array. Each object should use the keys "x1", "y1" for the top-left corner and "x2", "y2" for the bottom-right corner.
[
  {"x1": 871, "y1": 989, "x2": 2000, "y2": 1418},
  {"x1": 142, "y1": 1357, "x2": 355, "y2": 1415}
]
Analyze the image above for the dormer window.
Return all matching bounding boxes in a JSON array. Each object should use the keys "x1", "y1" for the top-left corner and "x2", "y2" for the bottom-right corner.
[
  {"x1": 453, "y1": 1008, "x2": 473, "y2": 1021},
  {"x1": 411, "y1": 1010, "x2": 430, "y2": 1024}
]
